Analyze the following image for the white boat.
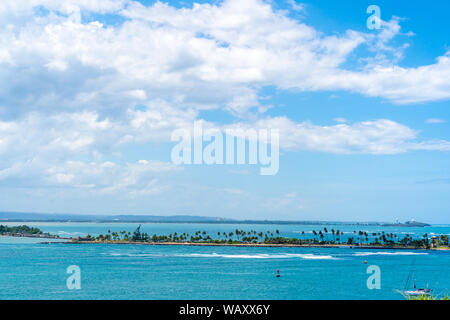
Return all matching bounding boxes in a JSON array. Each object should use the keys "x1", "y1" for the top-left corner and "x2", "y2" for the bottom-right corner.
[
  {"x1": 401, "y1": 288, "x2": 432, "y2": 297},
  {"x1": 396, "y1": 270, "x2": 432, "y2": 299}
]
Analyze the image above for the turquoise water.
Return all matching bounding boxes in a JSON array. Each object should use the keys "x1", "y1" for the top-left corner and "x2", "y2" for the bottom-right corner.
[{"x1": 0, "y1": 223, "x2": 449, "y2": 300}]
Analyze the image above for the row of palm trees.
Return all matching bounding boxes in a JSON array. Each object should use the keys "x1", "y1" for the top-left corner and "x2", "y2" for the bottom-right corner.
[
  {"x1": 82, "y1": 226, "x2": 442, "y2": 248},
  {"x1": 89, "y1": 228, "x2": 282, "y2": 243}
]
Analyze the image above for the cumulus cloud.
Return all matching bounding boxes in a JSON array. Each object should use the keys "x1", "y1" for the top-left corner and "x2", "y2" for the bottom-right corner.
[
  {"x1": 0, "y1": 156, "x2": 180, "y2": 197},
  {"x1": 287, "y1": 0, "x2": 305, "y2": 12},
  {"x1": 0, "y1": 105, "x2": 190, "y2": 193},
  {"x1": 0, "y1": 0, "x2": 449, "y2": 203},
  {"x1": 3, "y1": 106, "x2": 447, "y2": 169},
  {"x1": 2, "y1": 105, "x2": 449, "y2": 197},
  {"x1": 0, "y1": 104, "x2": 197, "y2": 160},
  {"x1": 0, "y1": 0, "x2": 127, "y2": 19},
  {"x1": 225, "y1": 117, "x2": 450, "y2": 154},
  {"x1": 46, "y1": 159, "x2": 179, "y2": 193},
  {"x1": 0, "y1": 0, "x2": 449, "y2": 122}
]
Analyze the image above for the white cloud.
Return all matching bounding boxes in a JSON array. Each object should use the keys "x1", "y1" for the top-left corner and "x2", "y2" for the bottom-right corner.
[
  {"x1": 287, "y1": 0, "x2": 305, "y2": 12},
  {"x1": 0, "y1": 104, "x2": 197, "y2": 160},
  {"x1": 3, "y1": 104, "x2": 449, "y2": 194},
  {"x1": 0, "y1": 0, "x2": 448, "y2": 123},
  {"x1": 226, "y1": 117, "x2": 450, "y2": 155},
  {"x1": 0, "y1": 157, "x2": 180, "y2": 197},
  {"x1": 426, "y1": 118, "x2": 446, "y2": 124},
  {"x1": 2, "y1": 107, "x2": 448, "y2": 178},
  {"x1": 0, "y1": 0, "x2": 449, "y2": 205},
  {"x1": 0, "y1": 0, "x2": 127, "y2": 19},
  {"x1": 0, "y1": 106, "x2": 189, "y2": 193}
]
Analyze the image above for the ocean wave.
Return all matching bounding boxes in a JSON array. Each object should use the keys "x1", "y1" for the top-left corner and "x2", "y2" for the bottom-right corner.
[
  {"x1": 173, "y1": 253, "x2": 336, "y2": 260},
  {"x1": 284, "y1": 254, "x2": 335, "y2": 260},
  {"x1": 106, "y1": 253, "x2": 162, "y2": 257},
  {"x1": 353, "y1": 252, "x2": 428, "y2": 256},
  {"x1": 57, "y1": 231, "x2": 83, "y2": 236},
  {"x1": 104, "y1": 252, "x2": 336, "y2": 260}
]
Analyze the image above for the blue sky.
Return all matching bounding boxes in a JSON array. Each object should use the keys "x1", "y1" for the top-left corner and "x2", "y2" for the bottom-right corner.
[{"x1": 0, "y1": 0, "x2": 449, "y2": 223}]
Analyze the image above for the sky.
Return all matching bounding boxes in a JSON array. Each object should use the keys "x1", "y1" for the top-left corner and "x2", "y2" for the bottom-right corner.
[{"x1": 0, "y1": 0, "x2": 449, "y2": 223}]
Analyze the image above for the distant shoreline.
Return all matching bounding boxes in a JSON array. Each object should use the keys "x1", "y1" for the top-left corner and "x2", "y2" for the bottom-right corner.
[
  {"x1": 0, "y1": 219, "x2": 433, "y2": 227},
  {"x1": 0, "y1": 211, "x2": 436, "y2": 226},
  {"x1": 0, "y1": 234, "x2": 70, "y2": 240}
]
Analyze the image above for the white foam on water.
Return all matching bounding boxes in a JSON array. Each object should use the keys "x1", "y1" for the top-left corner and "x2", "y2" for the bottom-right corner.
[
  {"x1": 104, "y1": 252, "x2": 337, "y2": 260},
  {"x1": 57, "y1": 231, "x2": 83, "y2": 236},
  {"x1": 353, "y1": 251, "x2": 428, "y2": 256},
  {"x1": 285, "y1": 253, "x2": 335, "y2": 260},
  {"x1": 174, "y1": 253, "x2": 336, "y2": 260},
  {"x1": 105, "y1": 253, "x2": 163, "y2": 257}
]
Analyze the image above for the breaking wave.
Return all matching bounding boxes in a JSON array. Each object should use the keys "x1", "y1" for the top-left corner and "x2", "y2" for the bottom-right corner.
[
  {"x1": 104, "y1": 252, "x2": 336, "y2": 259},
  {"x1": 353, "y1": 251, "x2": 428, "y2": 256}
]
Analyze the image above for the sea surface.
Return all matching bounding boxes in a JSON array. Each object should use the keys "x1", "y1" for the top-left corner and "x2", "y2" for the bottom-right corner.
[{"x1": 0, "y1": 222, "x2": 449, "y2": 300}]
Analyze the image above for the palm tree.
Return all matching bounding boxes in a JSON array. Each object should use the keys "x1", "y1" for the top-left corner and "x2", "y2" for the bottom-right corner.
[{"x1": 323, "y1": 228, "x2": 328, "y2": 242}]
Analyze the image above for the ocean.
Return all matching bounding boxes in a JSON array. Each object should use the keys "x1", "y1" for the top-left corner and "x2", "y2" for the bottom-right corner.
[{"x1": 0, "y1": 222, "x2": 449, "y2": 300}]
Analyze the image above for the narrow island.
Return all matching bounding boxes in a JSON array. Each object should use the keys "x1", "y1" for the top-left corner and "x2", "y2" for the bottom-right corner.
[
  {"x1": 0, "y1": 225, "x2": 66, "y2": 239},
  {"x1": 4, "y1": 224, "x2": 448, "y2": 250},
  {"x1": 64, "y1": 225, "x2": 450, "y2": 250}
]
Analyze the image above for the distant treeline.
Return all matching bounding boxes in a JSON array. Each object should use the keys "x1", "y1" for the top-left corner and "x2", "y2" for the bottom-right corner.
[
  {"x1": 81, "y1": 225, "x2": 449, "y2": 249},
  {"x1": 0, "y1": 225, "x2": 43, "y2": 235}
]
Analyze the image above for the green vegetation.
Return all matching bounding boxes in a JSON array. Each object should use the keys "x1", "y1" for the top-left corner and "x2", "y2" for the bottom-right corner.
[
  {"x1": 408, "y1": 294, "x2": 449, "y2": 300},
  {"x1": 439, "y1": 235, "x2": 449, "y2": 246},
  {"x1": 81, "y1": 225, "x2": 450, "y2": 249},
  {"x1": 0, "y1": 224, "x2": 43, "y2": 235},
  {"x1": 0, "y1": 224, "x2": 60, "y2": 238}
]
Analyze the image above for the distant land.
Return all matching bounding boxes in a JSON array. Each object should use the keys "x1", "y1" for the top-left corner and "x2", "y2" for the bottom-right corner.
[
  {"x1": 0, "y1": 211, "x2": 431, "y2": 227},
  {"x1": 381, "y1": 221, "x2": 431, "y2": 227}
]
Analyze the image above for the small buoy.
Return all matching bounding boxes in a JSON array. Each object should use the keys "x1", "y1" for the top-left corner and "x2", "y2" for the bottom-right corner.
[
  {"x1": 364, "y1": 260, "x2": 367, "y2": 264},
  {"x1": 276, "y1": 269, "x2": 280, "y2": 278}
]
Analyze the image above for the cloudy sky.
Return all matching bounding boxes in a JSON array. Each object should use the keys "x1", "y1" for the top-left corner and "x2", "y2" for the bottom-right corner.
[{"x1": 0, "y1": 0, "x2": 449, "y2": 222}]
